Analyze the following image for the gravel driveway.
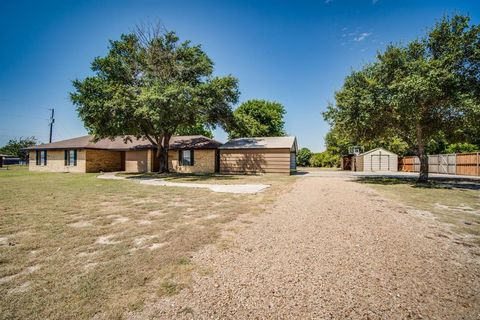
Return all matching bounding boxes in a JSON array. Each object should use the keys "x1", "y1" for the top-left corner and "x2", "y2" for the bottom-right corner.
[{"x1": 130, "y1": 176, "x2": 480, "y2": 319}]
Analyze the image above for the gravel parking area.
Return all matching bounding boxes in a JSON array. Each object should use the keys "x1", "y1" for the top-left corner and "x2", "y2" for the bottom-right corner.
[{"x1": 130, "y1": 176, "x2": 480, "y2": 319}]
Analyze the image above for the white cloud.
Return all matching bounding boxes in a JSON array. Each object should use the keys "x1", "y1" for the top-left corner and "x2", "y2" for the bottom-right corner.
[{"x1": 353, "y1": 32, "x2": 371, "y2": 42}]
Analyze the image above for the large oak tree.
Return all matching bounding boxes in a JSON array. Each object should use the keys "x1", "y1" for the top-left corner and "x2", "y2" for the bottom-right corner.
[
  {"x1": 227, "y1": 99, "x2": 286, "y2": 139},
  {"x1": 71, "y1": 27, "x2": 239, "y2": 172},
  {"x1": 324, "y1": 15, "x2": 480, "y2": 182}
]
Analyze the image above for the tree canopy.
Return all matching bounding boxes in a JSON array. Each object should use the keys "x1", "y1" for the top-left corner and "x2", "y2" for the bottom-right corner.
[
  {"x1": 228, "y1": 99, "x2": 286, "y2": 139},
  {"x1": 309, "y1": 151, "x2": 340, "y2": 168},
  {"x1": 325, "y1": 126, "x2": 410, "y2": 156},
  {"x1": 176, "y1": 122, "x2": 213, "y2": 138},
  {"x1": 0, "y1": 137, "x2": 38, "y2": 161},
  {"x1": 324, "y1": 15, "x2": 480, "y2": 181},
  {"x1": 71, "y1": 26, "x2": 239, "y2": 172},
  {"x1": 296, "y1": 147, "x2": 312, "y2": 167}
]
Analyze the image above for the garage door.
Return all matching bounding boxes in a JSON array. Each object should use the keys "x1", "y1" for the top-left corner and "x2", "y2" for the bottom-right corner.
[{"x1": 370, "y1": 154, "x2": 390, "y2": 171}]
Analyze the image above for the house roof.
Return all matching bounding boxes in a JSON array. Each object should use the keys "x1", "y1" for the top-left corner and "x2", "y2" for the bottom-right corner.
[
  {"x1": 359, "y1": 147, "x2": 397, "y2": 156},
  {"x1": 168, "y1": 135, "x2": 222, "y2": 150},
  {"x1": 26, "y1": 135, "x2": 221, "y2": 151},
  {"x1": 219, "y1": 136, "x2": 297, "y2": 151}
]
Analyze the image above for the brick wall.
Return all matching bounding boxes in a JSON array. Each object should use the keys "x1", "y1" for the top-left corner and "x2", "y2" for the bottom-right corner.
[
  {"x1": 168, "y1": 149, "x2": 216, "y2": 174},
  {"x1": 29, "y1": 150, "x2": 86, "y2": 172},
  {"x1": 85, "y1": 149, "x2": 122, "y2": 172}
]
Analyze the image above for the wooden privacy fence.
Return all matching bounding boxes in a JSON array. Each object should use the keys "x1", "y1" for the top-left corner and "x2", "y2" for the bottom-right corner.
[{"x1": 399, "y1": 153, "x2": 480, "y2": 176}]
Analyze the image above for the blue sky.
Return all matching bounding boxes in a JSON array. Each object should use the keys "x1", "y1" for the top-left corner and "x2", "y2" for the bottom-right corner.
[{"x1": 0, "y1": 0, "x2": 478, "y2": 151}]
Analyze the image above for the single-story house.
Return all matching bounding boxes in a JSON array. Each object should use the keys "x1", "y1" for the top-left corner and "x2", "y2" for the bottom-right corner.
[
  {"x1": 27, "y1": 135, "x2": 298, "y2": 175},
  {"x1": 27, "y1": 135, "x2": 221, "y2": 173},
  {"x1": 219, "y1": 136, "x2": 298, "y2": 174},
  {"x1": 352, "y1": 147, "x2": 398, "y2": 172}
]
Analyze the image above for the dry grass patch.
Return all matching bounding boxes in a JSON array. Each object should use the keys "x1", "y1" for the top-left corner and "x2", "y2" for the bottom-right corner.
[
  {"x1": 357, "y1": 177, "x2": 480, "y2": 246},
  {"x1": 0, "y1": 167, "x2": 294, "y2": 319}
]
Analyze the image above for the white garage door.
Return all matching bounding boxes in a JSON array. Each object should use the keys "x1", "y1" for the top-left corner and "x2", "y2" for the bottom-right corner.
[{"x1": 370, "y1": 154, "x2": 390, "y2": 171}]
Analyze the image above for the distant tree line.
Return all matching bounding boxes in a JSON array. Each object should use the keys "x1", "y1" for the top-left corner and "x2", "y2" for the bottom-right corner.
[
  {"x1": 0, "y1": 137, "x2": 38, "y2": 161},
  {"x1": 296, "y1": 147, "x2": 340, "y2": 168}
]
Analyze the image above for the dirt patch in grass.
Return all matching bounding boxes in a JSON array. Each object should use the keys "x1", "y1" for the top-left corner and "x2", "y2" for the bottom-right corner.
[
  {"x1": 0, "y1": 166, "x2": 294, "y2": 319},
  {"x1": 120, "y1": 171, "x2": 293, "y2": 186},
  {"x1": 357, "y1": 177, "x2": 480, "y2": 247}
]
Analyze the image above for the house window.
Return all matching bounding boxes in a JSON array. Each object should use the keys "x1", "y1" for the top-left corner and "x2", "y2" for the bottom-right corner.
[
  {"x1": 36, "y1": 150, "x2": 47, "y2": 166},
  {"x1": 179, "y1": 150, "x2": 194, "y2": 166},
  {"x1": 64, "y1": 149, "x2": 77, "y2": 166}
]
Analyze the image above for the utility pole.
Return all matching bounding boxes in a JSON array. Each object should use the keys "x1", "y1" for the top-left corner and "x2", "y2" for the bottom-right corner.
[{"x1": 48, "y1": 108, "x2": 55, "y2": 143}]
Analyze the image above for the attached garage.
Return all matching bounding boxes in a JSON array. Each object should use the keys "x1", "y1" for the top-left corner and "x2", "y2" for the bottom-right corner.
[
  {"x1": 219, "y1": 136, "x2": 298, "y2": 175},
  {"x1": 353, "y1": 148, "x2": 398, "y2": 172}
]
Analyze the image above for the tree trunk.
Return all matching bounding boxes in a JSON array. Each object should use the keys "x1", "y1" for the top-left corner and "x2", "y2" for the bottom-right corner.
[
  {"x1": 155, "y1": 144, "x2": 164, "y2": 173},
  {"x1": 158, "y1": 134, "x2": 171, "y2": 173},
  {"x1": 416, "y1": 124, "x2": 429, "y2": 183}
]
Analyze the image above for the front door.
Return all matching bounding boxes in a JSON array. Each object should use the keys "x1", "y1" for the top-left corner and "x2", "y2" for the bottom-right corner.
[
  {"x1": 120, "y1": 152, "x2": 125, "y2": 171},
  {"x1": 215, "y1": 150, "x2": 220, "y2": 173}
]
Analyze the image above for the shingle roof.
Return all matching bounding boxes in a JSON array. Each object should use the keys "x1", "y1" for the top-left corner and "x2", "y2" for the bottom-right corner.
[
  {"x1": 27, "y1": 135, "x2": 221, "y2": 151},
  {"x1": 168, "y1": 136, "x2": 222, "y2": 149},
  {"x1": 219, "y1": 136, "x2": 297, "y2": 151}
]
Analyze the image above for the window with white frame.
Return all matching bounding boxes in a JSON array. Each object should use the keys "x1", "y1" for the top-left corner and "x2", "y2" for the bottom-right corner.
[{"x1": 179, "y1": 150, "x2": 194, "y2": 166}]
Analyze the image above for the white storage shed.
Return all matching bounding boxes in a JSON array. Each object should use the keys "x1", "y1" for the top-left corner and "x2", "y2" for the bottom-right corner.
[{"x1": 353, "y1": 148, "x2": 398, "y2": 172}]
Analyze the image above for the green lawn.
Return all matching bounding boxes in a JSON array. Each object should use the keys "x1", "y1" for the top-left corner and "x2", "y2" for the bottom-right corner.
[
  {"x1": 0, "y1": 166, "x2": 294, "y2": 319},
  {"x1": 358, "y1": 177, "x2": 480, "y2": 246}
]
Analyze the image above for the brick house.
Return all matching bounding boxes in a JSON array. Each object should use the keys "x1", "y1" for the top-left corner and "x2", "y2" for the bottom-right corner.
[
  {"x1": 27, "y1": 135, "x2": 297, "y2": 174},
  {"x1": 27, "y1": 135, "x2": 221, "y2": 173}
]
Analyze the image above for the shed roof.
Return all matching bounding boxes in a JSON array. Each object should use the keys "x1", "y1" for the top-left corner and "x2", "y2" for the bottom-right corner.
[
  {"x1": 27, "y1": 135, "x2": 221, "y2": 151},
  {"x1": 219, "y1": 136, "x2": 297, "y2": 151},
  {"x1": 359, "y1": 147, "x2": 397, "y2": 156}
]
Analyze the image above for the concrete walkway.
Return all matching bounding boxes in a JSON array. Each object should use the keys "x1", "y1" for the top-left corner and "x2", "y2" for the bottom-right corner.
[{"x1": 97, "y1": 172, "x2": 270, "y2": 194}]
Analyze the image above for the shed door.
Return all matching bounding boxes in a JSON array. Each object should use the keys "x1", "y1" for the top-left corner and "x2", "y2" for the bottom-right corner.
[
  {"x1": 290, "y1": 152, "x2": 296, "y2": 170},
  {"x1": 371, "y1": 154, "x2": 390, "y2": 171}
]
